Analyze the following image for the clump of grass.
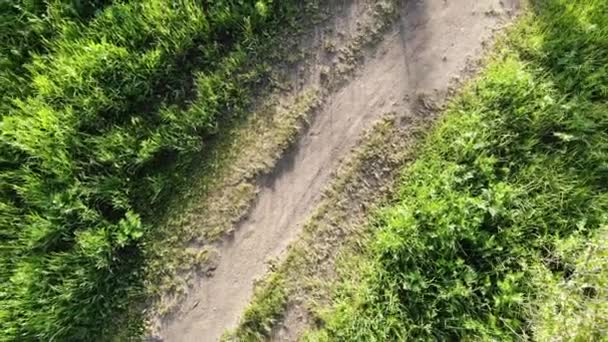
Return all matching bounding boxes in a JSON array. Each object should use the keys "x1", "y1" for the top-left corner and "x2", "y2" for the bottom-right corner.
[
  {"x1": 224, "y1": 272, "x2": 289, "y2": 341},
  {"x1": 307, "y1": 0, "x2": 608, "y2": 340}
]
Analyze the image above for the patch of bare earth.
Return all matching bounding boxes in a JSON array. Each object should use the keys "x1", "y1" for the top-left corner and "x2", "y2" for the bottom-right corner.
[{"x1": 155, "y1": 0, "x2": 519, "y2": 341}]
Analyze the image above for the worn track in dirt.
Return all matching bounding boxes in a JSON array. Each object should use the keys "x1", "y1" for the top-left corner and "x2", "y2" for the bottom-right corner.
[{"x1": 160, "y1": 0, "x2": 519, "y2": 340}]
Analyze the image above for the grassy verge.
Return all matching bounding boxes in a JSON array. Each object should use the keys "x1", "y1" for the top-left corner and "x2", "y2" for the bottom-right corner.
[
  {"x1": 306, "y1": 0, "x2": 608, "y2": 340},
  {"x1": 0, "y1": 1, "x2": 321, "y2": 340}
]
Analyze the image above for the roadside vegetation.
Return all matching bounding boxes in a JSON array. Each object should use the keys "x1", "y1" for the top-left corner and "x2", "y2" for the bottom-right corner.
[
  {"x1": 307, "y1": 0, "x2": 608, "y2": 340},
  {"x1": 0, "y1": 1, "x2": 317, "y2": 340}
]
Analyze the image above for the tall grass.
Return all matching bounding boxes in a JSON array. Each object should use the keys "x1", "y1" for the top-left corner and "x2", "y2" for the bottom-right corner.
[
  {"x1": 0, "y1": 0, "x2": 111, "y2": 112},
  {"x1": 0, "y1": 0, "x2": 310, "y2": 340},
  {"x1": 308, "y1": 0, "x2": 608, "y2": 340}
]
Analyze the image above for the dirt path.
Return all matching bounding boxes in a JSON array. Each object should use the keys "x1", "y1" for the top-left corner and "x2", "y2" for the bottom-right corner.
[{"x1": 160, "y1": 0, "x2": 518, "y2": 341}]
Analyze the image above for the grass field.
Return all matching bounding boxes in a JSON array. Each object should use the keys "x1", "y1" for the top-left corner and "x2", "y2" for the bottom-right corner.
[
  {"x1": 307, "y1": 0, "x2": 608, "y2": 340},
  {"x1": 0, "y1": 1, "x2": 316, "y2": 340}
]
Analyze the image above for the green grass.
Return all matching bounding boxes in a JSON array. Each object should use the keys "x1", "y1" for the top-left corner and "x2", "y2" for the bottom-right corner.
[
  {"x1": 225, "y1": 272, "x2": 288, "y2": 341},
  {"x1": 0, "y1": 1, "x2": 317, "y2": 340},
  {"x1": 307, "y1": 0, "x2": 608, "y2": 340},
  {"x1": 532, "y1": 226, "x2": 608, "y2": 341},
  {"x1": 0, "y1": 0, "x2": 111, "y2": 113}
]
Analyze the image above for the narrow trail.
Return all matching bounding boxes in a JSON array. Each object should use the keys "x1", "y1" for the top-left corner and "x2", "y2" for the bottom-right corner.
[{"x1": 160, "y1": 0, "x2": 519, "y2": 341}]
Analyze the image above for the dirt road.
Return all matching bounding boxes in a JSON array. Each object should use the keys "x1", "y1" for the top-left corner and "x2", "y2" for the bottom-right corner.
[{"x1": 160, "y1": 0, "x2": 519, "y2": 340}]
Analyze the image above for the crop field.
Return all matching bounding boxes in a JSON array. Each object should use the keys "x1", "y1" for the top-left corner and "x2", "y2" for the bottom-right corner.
[
  {"x1": 308, "y1": 0, "x2": 608, "y2": 340},
  {"x1": 0, "y1": 1, "x2": 311, "y2": 340}
]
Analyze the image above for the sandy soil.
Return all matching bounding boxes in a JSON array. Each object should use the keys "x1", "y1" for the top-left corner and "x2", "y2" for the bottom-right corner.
[{"x1": 159, "y1": 0, "x2": 519, "y2": 341}]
